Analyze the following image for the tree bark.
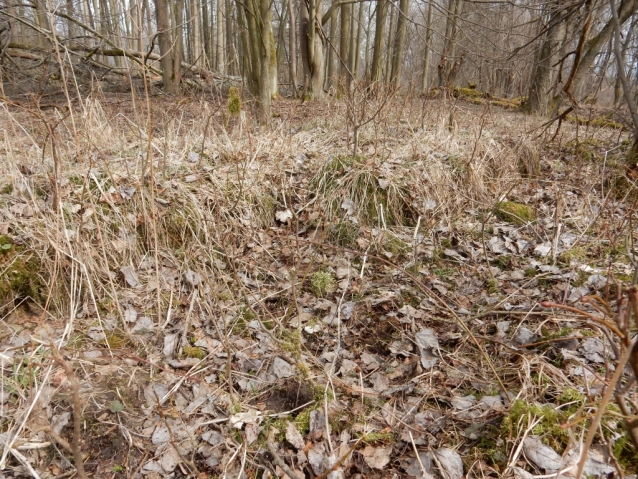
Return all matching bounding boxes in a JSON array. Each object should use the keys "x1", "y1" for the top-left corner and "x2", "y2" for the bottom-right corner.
[
  {"x1": 569, "y1": 0, "x2": 637, "y2": 100},
  {"x1": 384, "y1": 2, "x2": 395, "y2": 82},
  {"x1": 370, "y1": 0, "x2": 388, "y2": 82},
  {"x1": 326, "y1": 3, "x2": 338, "y2": 88},
  {"x1": 300, "y1": 0, "x2": 324, "y2": 98},
  {"x1": 217, "y1": 0, "x2": 226, "y2": 72},
  {"x1": 437, "y1": 0, "x2": 464, "y2": 89},
  {"x1": 155, "y1": 0, "x2": 180, "y2": 93},
  {"x1": 421, "y1": 0, "x2": 433, "y2": 91},
  {"x1": 354, "y1": 1, "x2": 364, "y2": 78},
  {"x1": 340, "y1": 1, "x2": 351, "y2": 79},
  {"x1": 390, "y1": 0, "x2": 409, "y2": 87},
  {"x1": 527, "y1": 3, "x2": 566, "y2": 115},
  {"x1": 288, "y1": 0, "x2": 298, "y2": 94}
]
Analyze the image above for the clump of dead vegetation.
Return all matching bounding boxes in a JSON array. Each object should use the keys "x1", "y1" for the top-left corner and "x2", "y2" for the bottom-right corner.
[{"x1": 0, "y1": 89, "x2": 637, "y2": 478}]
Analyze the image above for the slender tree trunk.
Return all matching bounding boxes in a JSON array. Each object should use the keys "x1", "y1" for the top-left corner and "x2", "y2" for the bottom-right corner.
[
  {"x1": 217, "y1": 0, "x2": 226, "y2": 72},
  {"x1": 226, "y1": 0, "x2": 236, "y2": 74},
  {"x1": 190, "y1": 0, "x2": 203, "y2": 66},
  {"x1": 277, "y1": 1, "x2": 288, "y2": 75},
  {"x1": 237, "y1": 0, "x2": 274, "y2": 121},
  {"x1": 370, "y1": 0, "x2": 388, "y2": 82},
  {"x1": 34, "y1": 0, "x2": 49, "y2": 47},
  {"x1": 364, "y1": 1, "x2": 372, "y2": 77},
  {"x1": 288, "y1": 0, "x2": 298, "y2": 94},
  {"x1": 236, "y1": 1, "x2": 251, "y2": 78},
  {"x1": 155, "y1": 0, "x2": 179, "y2": 93},
  {"x1": 437, "y1": 0, "x2": 464, "y2": 89},
  {"x1": 202, "y1": 0, "x2": 211, "y2": 64},
  {"x1": 66, "y1": 0, "x2": 76, "y2": 42},
  {"x1": 340, "y1": 1, "x2": 351, "y2": 78},
  {"x1": 570, "y1": 0, "x2": 637, "y2": 100},
  {"x1": 354, "y1": 1, "x2": 364, "y2": 78},
  {"x1": 173, "y1": 0, "x2": 185, "y2": 81},
  {"x1": 527, "y1": 3, "x2": 566, "y2": 115},
  {"x1": 300, "y1": 0, "x2": 324, "y2": 98},
  {"x1": 108, "y1": 0, "x2": 123, "y2": 66},
  {"x1": 421, "y1": 0, "x2": 433, "y2": 91},
  {"x1": 347, "y1": 0, "x2": 356, "y2": 81},
  {"x1": 327, "y1": 3, "x2": 338, "y2": 87},
  {"x1": 259, "y1": 0, "x2": 274, "y2": 119},
  {"x1": 390, "y1": 0, "x2": 409, "y2": 86},
  {"x1": 384, "y1": 3, "x2": 394, "y2": 82}
]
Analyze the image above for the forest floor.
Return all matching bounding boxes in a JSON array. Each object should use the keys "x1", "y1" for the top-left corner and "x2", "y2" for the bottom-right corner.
[{"x1": 0, "y1": 90, "x2": 637, "y2": 479}]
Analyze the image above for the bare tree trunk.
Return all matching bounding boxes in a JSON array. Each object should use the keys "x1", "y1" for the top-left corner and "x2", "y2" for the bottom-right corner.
[
  {"x1": 108, "y1": 0, "x2": 123, "y2": 67},
  {"x1": 259, "y1": 0, "x2": 274, "y2": 119},
  {"x1": 173, "y1": 0, "x2": 185, "y2": 82},
  {"x1": 613, "y1": 15, "x2": 635, "y2": 106},
  {"x1": 66, "y1": 0, "x2": 76, "y2": 42},
  {"x1": 390, "y1": 0, "x2": 409, "y2": 86},
  {"x1": 277, "y1": 0, "x2": 288, "y2": 75},
  {"x1": 202, "y1": 0, "x2": 211, "y2": 64},
  {"x1": 421, "y1": 0, "x2": 433, "y2": 91},
  {"x1": 371, "y1": 0, "x2": 388, "y2": 82},
  {"x1": 527, "y1": 3, "x2": 566, "y2": 115},
  {"x1": 237, "y1": 0, "x2": 274, "y2": 121},
  {"x1": 300, "y1": 0, "x2": 324, "y2": 98},
  {"x1": 340, "y1": 1, "x2": 351, "y2": 78},
  {"x1": 326, "y1": 3, "x2": 338, "y2": 88},
  {"x1": 225, "y1": 0, "x2": 236, "y2": 74},
  {"x1": 34, "y1": 0, "x2": 49, "y2": 47},
  {"x1": 347, "y1": 0, "x2": 356, "y2": 81},
  {"x1": 217, "y1": 0, "x2": 226, "y2": 72},
  {"x1": 570, "y1": 0, "x2": 637, "y2": 100},
  {"x1": 364, "y1": 1, "x2": 372, "y2": 77},
  {"x1": 384, "y1": 2, "x2": 394, "y2": 82},
  {"x1": 610, "y1": 0, "x2": 638, "y2": 169},
  {"x1": 288, "y1": 0, "x2": 298, "y2": 94},
  {"x1": 192, "y1": 0, "x2": 204, "y2": 66},
  {"x1": 155, "y1": 0, "x2": 180, "y2": 93},
  {"x1": 437, "y1": 0, "x2": 464, "y2": 89},
  {"x1": 354, "y1": 1, "x2": 364, "y2": 78}
]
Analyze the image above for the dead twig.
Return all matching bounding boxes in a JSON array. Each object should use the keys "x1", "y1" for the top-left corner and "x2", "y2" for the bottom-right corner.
[{"x1": 49, "y1": 345, "x2": 88, "y2": 479}]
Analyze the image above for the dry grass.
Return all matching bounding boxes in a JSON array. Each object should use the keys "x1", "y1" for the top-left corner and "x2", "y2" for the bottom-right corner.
[{"x1": 0, "y1": 89, "x2": 636, "y2": 477}]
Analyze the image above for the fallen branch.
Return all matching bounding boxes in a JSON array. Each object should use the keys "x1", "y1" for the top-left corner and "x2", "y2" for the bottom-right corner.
[{"x1": 49, "y1": 345, "x2": 88, "y2": 479}]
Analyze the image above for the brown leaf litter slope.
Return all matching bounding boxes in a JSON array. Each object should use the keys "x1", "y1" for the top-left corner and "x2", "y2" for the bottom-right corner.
[{"x1": 0, "y1": 96, "x2": 637, "y2": 478}]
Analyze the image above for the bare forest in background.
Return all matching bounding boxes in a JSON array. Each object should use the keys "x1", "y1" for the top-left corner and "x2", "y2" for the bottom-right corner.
[{"x1": 1, "y1": 0, "x2": 638, "y2": 117}]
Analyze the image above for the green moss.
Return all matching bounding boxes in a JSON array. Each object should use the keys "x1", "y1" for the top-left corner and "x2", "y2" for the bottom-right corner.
[
  {"x1": 502, "y1": 399, "x2": 582, "y2": 451},
  {"x1": 360, "y1": 430, "x2": 395, "y2": 445},
  {"x1": 494, "y1": 201, "x2": 535, "y2": 225},
  {"x1": 227, "y1": 87, "x2": 242, "y2": 115},
  {"x1": 495, "y1": 255, "x2": 511, "y2": 269},
  {"x1": 383, "y1": 235, "x2": 409, "y2": 256},
  {"x1": 294, "y1": 409, "x2": 312, "y2": 435},
  {"x1": 280, "y1": 329, "x2": 302, "y2": 358},
  {"x1": 183, "y1": 345, "x2": 206, "y2": 359},
  {"x1": 103, "y1": 331, "x2": 130, "y2": 349},
  {"x1": 559, "y1": 246, "x2": 588, "y2": 265},
  {"x1": 613, "y1": 429, "x2": 638, "y2": 470},
  {"x1": 566, "y1": 113, "x2": 623, "y2": 130},
  {"x1": 0, "y1": 239, "x2": 44, "y2": 304},
  {"x1": 0, "y1": 184, "x2": 13, "y2": 194},
  {"x1": 310, "y1": 271, "x2": 336, "y2": 297},
  {"x1": 486, "y1": 278, "x2": 499, "y2": 294}
]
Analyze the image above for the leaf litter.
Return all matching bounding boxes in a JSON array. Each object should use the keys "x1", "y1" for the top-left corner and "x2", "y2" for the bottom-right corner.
[{"x1": 0, "y1": 96, "x2": 636, "y2": 478}]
